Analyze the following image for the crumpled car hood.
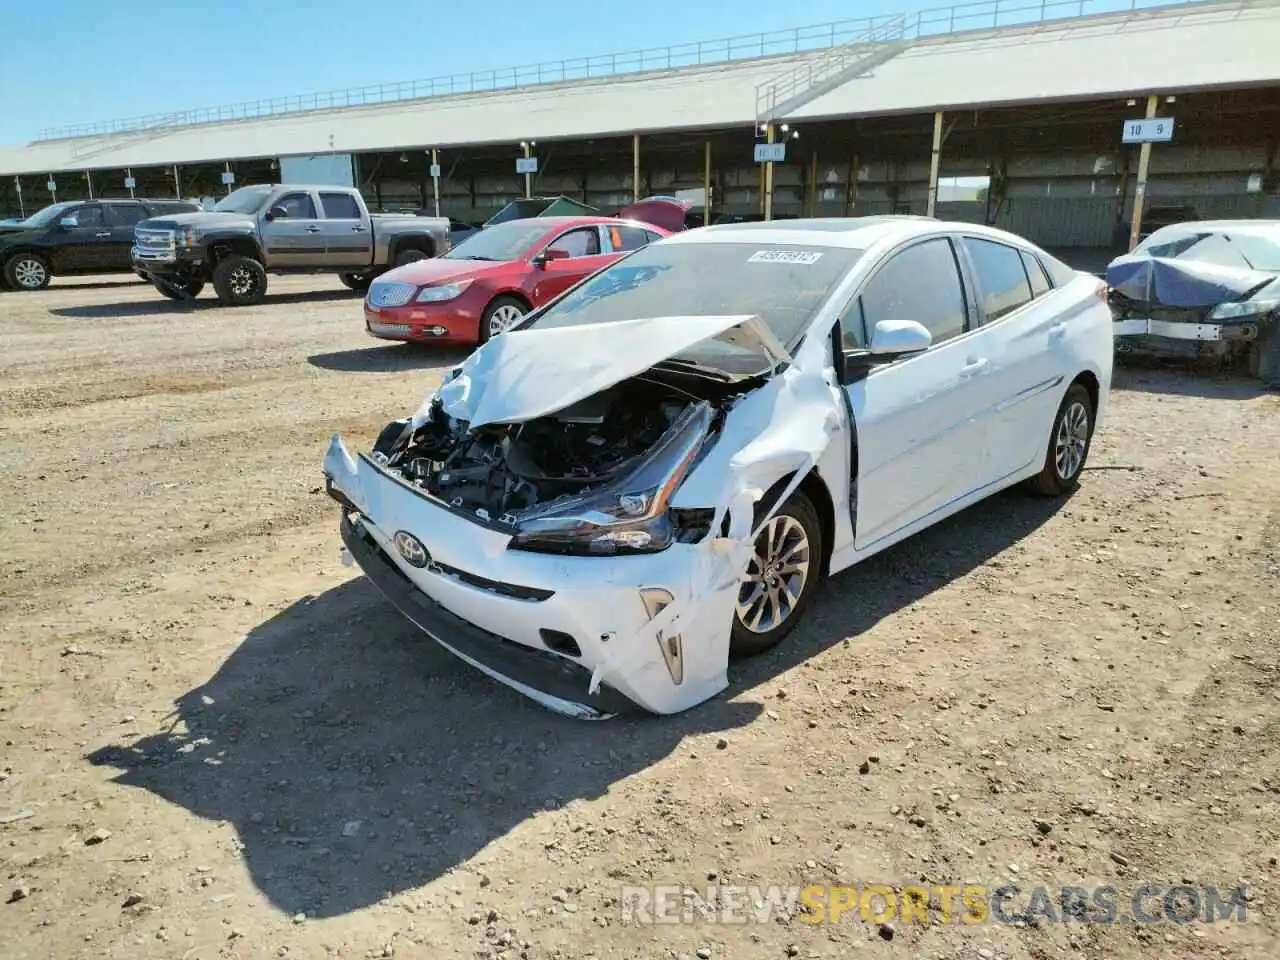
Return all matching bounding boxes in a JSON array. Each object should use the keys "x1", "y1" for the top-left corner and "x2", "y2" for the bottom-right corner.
[
  {"x1": 427, "y1": 314, "x2": 792, "y2": 429},
  {"x1": 1106, "y1": 254, "x2": 1273, "y2": 308}
]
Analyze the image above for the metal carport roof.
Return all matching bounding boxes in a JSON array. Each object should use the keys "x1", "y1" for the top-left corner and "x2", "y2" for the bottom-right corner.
[{"x1": 0, "y1": 0, "x2": 1275, "y2": 177}]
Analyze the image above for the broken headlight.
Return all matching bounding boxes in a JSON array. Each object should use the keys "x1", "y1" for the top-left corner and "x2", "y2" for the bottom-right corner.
[
  {"x1": 509, "y1": 402, "x2": 712, "y2": 556},
  {"x1": 1209, "y1": 298, "x2": 1279, "y2": 320}
]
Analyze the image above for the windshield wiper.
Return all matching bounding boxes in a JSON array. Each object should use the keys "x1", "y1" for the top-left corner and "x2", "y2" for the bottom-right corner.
[{"x1": 654, "y1": 358, "x2": 734, "y2": 380}]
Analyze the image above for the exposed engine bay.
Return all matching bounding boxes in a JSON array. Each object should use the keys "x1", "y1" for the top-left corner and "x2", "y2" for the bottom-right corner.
[{"x1": 370, "y1": 375, "x2": 726, "y2": 525}]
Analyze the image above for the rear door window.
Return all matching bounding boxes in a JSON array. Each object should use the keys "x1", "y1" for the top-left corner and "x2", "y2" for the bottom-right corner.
[
  {"x1": 319, "y1": 192, "x2": 362, "y2": 220},
  {"x1": 608, "y1": 224, "x2": 654, "y2": 252},
  {"x1": 962, "y1": 237, "x2": 1034, "y2": 322},
  {"x1": 105, "y1": 203, "x2": 146, "y2": 228}
]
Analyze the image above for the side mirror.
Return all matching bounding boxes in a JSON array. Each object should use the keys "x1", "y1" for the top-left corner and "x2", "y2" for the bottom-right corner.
[
  {"x1": 58, "y1": 216, "x2": 78, "y2": 229},
  {"x1": 534, "y1": 247, "x2": 570, "y2": 268},
  {"x1": 869, "y1": 319, "x2": 932, "y2": 356},
  {"x1": 265, "y1": 205, "x2": 289, "y2": 221}
]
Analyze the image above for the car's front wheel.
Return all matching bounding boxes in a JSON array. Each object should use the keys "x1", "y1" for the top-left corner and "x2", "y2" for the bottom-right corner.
[
  {"x1": 212, "y1": 255, "x2": 267, "y2": 306},
  {"x1": 4, "y1": 252, "x2": 52, "y2": 291},
  {"x1": 1027, "y1": 381, "x2": 1094, "y2": 496},
  {"x1": 480, "y1": 296, "x2": 528, "y2": 343},
  {"x1": 729, "y1": 489, "x2": 823, "y2": 657}
]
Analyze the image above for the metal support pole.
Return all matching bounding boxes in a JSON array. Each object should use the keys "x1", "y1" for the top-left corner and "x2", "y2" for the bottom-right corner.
[
  {"x1": 764, "y1": 123, "x2": 776, "y2": 222},
  {"x1": 431, "y1": 148, "x2": 440, "y2": 217},
  {"x1": 632, "y1": 133, "x2": 641, "y2": 203},
  {"x1": 703, "y1": 140, "x2": 712, "y2": 226},
  {"x1": 126, "y1": 167, "x2": 135, "y2": 199},
  {"x1": 173, "y1": 165, "x2": 181, "y2": 199},
  {"x1": 522, "y1": 142, "x2": 532, "y2": 199},
  {"x1": 926, "y1": 110, "x2": 944, "y2": 217},
  {"x1": 48, "y1": 174, "x2": 56, "y2": 203},
  {"x1": 85, "y1": 172, "x2": 94, "y2": 200},
  {"x1": 1128, "y1": 94, "x2": 1159, "y2": 251},
  {"x1": 809, "y1": 151, "x2": 818, "y2": 217},
  {"x1": 225, "y1": 160, "x2": 233, "y2": 195},
  {"x1": 14, "y1": 176, "x2": 23, "y2": 218}
]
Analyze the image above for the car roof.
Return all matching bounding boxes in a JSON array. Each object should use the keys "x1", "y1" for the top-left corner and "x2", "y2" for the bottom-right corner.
[
  {"x1": 497, "y1": 215, "x2": 669, "y2": 232},
  {"x1": 1146, "y1": 219, "x2": 1280, "y2": 236},
  {"x1": 665, "y1": 216, "x2": 1036, "y2": 251}
]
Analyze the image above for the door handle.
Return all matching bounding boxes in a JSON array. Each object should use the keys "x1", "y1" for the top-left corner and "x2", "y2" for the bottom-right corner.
[
  {"x1": 305, "y1": 225, "x2": 322, "y2": 233},
  {"x1": 95, "y1": 231, "x2": 111, "y2": 238},
  {"x1": 960, "y1": 356, "x2": 989, "y2": 378},
  {"x1": 1049, "y1": 321, "x2": 1068, "y2": 340},
  {"x1": 351, "y1": 225, "x2": 367, "y2": 232}
]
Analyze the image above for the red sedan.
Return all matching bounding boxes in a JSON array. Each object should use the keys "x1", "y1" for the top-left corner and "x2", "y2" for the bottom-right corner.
[{"x1": 364, "y1": 211, "x2": 675, "y2": 345}]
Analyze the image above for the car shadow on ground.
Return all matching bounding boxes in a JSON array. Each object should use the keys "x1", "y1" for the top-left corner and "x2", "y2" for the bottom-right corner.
[
  {"x1": 86, "y1": 487, "x2": 1063, "y2": 919},
  {"x1": 49, "y1": 289, "x2": 357, "y2": 319},
  {"x1": 308, "y1": 343, "x2": 471, "y2": 374},
  {"x1": 730, "y1": 488, "x2": 1066, "y2": 694},
  {"x1": 1113, "y1": 364, "x2": 1273, "y2": 400}
]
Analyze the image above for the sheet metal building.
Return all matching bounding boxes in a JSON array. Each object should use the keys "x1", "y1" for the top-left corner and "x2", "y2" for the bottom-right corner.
[{"x1": 1, "y1": 0, "x2": 1277, "y2": 248}]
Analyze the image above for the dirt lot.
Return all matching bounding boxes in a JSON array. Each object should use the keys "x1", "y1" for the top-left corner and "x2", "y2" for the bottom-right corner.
[{"x1": 1, "y1": 275, "x2": 1278, "y2": 960}]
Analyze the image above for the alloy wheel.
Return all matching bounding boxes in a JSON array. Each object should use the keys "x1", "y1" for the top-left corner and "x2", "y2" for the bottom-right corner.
[
  {"x1": 228, "y1": 265, "x2": 258, "y2": 298},
  {"x1": 736, "y1": 514, "x2": 812, "y2": 634},
  {"x1": 488, "y1": 304, "x2": 525, "y2": 338},
  {"x1": 13, "y1": 257, "x2": 47, "y2": 289},
  {"x1": 1055, "y1": 400, "x2": 1090, "y2": 480}
]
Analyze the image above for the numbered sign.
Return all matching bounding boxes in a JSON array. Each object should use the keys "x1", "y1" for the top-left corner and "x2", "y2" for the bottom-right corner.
[
  {"x1": 429, "y1": 163, "x2": 441, "y2": 178},
  {"x1": 124, "y1": 176, "x2": 136, "y2": 189},
  {"x1": 46, "y1": 180, "x2": 57, "y2": 192},
  {"x1": 1122, "y1": 118, "x2": 1174, "y2": 144},
  {"x1": 754, "y1": 142, "x2": 786, "y2": 163},
  {"x1": 515, "y1": 157, "x2": 538, "y2": 175},
  {"x1": 221, "y1": 171, "x2": 235, "y2": 185}
]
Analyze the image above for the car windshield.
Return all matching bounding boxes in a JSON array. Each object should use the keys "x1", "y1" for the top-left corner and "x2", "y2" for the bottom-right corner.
[
  {"x1": 527, "y1": 241, "x2": 864, "y2": 374},
  {"x1": 214, "y1": 185, "x2": 273, "y2": 215},
  {"x1": 19, "y1": 202, "x2": 76, "y2": 228},
  {"x1": 444, "y1": 220, "x2": 549, "y2": 262}
]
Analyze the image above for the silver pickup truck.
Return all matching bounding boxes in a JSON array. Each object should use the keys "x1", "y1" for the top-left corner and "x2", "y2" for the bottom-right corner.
[{"x1": 131, "y1": 184, "x2": 451, "y2": 306}]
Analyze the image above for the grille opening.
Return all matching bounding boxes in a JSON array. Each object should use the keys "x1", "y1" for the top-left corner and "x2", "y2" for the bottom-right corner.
[{"x1": 539, "y1": 629, "x2": 582, "y2": 658}]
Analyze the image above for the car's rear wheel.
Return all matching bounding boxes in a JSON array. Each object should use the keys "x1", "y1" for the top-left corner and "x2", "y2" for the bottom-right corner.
[
  {"x1": 480, "y1": 296, "x2": 528, "y2": 343},
  {"x1": 4, "y1": 252, "x2": 51, "y2": 291},
  {"x1": 729, "y1": 489, "x2": 823, "y2": 658},
  {"x1": 339, "y1": 272, "x2": 373, "y2": 292},
  {"x1": 154, "y1": 279, "x2": 205, "y2": 300},
  {"x1": 1026, "y1": 382, "x2": 1094, "y2": 496},
  {"x1": 212, "y1": 255, "x2": 267, "y2": 306}
]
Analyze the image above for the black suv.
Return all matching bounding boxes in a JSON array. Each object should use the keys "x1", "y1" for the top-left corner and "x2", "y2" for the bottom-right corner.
[{"x1": 0, "y1": 198, "x2": 201, "y2": 291}]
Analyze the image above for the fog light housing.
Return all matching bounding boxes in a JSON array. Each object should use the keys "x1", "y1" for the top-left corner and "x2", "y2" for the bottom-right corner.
[{"x1": 640, "y1": 587, "x2": 682, "y2": 685}]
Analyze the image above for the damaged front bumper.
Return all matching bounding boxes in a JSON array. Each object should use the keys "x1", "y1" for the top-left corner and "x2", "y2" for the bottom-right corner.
[
  {"x1": 323, "y1": 436, "x2": 740, "y2": 718},
  {"x1": 1111, "y1": 316, "x2": 1262, "y2": 342}
]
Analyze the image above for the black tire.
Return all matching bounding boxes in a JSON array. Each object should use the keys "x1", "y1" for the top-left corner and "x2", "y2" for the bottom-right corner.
[
  {"x1": 1253, "y1": 318, "x2": 1280, "y2": 389},
  {"x1": 393, "y1": 247, "x2": 429, "y2": 267},
  {"x1": 478, "y1": 295, "x2": 528, "y2": 343},
  {"x1": 153, "y1": 279, "x2": 205, "y2": 300},
  {"x1": 1026, "y1": 381, "x2": 1095, "y2": 497},
  {"x1": 211, "y1": 255, "x2": 267, "y2": 306},
  {"x1": 729, "y1": 489, "x2": 824, "y2": 658},
  {"x1": 4, "y1": 252, "x2": 52, "y2": 291},
  {"x1": 339, "y1": 272, "x2": 373, "y2": 293}
]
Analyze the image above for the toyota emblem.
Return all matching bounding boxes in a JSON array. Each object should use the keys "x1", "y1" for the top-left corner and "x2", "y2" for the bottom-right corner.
[{"x1": 393, "y1": 530, "x2": 430, "y2": 568}]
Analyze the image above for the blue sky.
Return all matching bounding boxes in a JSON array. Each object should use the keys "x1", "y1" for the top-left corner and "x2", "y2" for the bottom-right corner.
[
  {"x1": 0, "y1": 0, "x2": 1159, "y2": 147},
  {"x1": 0, "y1": 0, "x2": 907, "y2": 146}
]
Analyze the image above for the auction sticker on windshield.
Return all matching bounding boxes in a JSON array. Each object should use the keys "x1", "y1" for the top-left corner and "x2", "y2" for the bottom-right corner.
[{"x1": 748, "y1": 250, "x2": 824, "y2": 264}]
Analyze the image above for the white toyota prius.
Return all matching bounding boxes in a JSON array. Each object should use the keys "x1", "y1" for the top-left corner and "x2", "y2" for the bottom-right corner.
[{"x1": 324, "y1": 217, "x2": 1113, "y2": 718}]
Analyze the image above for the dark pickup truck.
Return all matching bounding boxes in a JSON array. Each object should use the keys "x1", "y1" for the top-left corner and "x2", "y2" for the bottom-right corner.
[{"x1": 0, "y1": 198, "x2": 200, "y2": 290}]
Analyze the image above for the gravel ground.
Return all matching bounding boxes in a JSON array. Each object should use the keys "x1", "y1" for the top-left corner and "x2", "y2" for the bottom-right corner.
[{"x1": 1, "y1": 274, "x2": 1278, "y2": 960}]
